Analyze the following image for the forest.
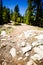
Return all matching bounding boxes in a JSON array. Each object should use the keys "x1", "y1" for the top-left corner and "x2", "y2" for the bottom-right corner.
[{"x1": 0, "y1": 0, "x2": 43, "y2": 27}]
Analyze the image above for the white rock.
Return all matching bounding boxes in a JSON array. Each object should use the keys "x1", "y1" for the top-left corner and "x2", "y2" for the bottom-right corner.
[
  {"x1": 7, "y1": 36, "x2": 11, "y2": 40},
  {"x1": 32, "y1": 41, "x2": 37, "y2": 47},
  {"x1": 10, "y1": 48, "x2": 16, "y2": 57},
  {"x1": 1, "y1": 43, "x2": 7, "y2": 47},
  {"x1": 1, "y1": 39, "x2": 6, "y2": 41},
  {"x1": 1, "y1": 31, "x2": 6, "y2": 37},
  {"x1": 2, "y1": 61, "x2": 7, "y2": 65},
  {"x1": 23, "y1": 31, "x2": 33, "y2": 38},
  {"x1": 20, "y1": 42, "x2": 25, "y2": 47},
  {"x1": 26, "y1": 60, "x2": 35, "y2": 65},
  {"x1": 31, "y1": 54, "x2": 41, "y2": 61},
  {"x1": 18, "y1": 57, "x2": 22, "y2": 60},
  {"x1": 26, "y1": 43, "x2": 29, "y2": 45},
  {"x1": 32, "y1": 40, "x2": 43, "y2": 47},
  {"x1": 39, "y1": 45, "x2": 43, "y2": 50},
  {"x1": 17, "y1": 43, "x2": 20, "y2": 47},
  {"x1": 23, "y1": 30, "x2": 35, "y2": 38},
  {"x1": 19, "y1": 51, "x2": 22, "y2": 53},
  {"x1": 23, "y1": 57, "x2": 27, "y2": 61},
  {"x1": 34, "y1": 47, "x2": 43, "y2": 54},
  {"x1": 18, "y1": 34, "x2": 23, "y2": 38},
  {"x1": 10, "y1": 20, "x2": 13, "y2": 23},
  {"x1": 25, "y1": 53, "x2": 29, "y2": 57},
  {"x1": 32, "y1": 46, "x2": 43, "y2": 60},
  {"x1": 21, "y1": 45, "x2": 32, "y2": 54},
  {"x1": 35, "y1": 34, "x2": 43, "y2": 39}
]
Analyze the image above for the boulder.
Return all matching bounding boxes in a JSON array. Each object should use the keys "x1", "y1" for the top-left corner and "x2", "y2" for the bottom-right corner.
[
  {"x1": 31, "y1": 45, "x2": 43, "y2": 61},
  {"x1": 35, "y1": 34, "x2": 43, "y2": 39},
  {"x1": 10, "y1": 48, "x2": 16, "y2": 58},
  {"x1": 32, "y1": 40, "x2": 43, "y2": 47},
  {"x1": 21, "y1": 45, "x2": 32, "y2": 54},
  {"x1": 26, "y1": 60, "x2": 37, "y2": 65},
  {"x1": 20, "y1": 42, "x2": 26, "y2": 47},
  {"x1": 1, "y1": 31, "x2": 6, "y2": 37}
]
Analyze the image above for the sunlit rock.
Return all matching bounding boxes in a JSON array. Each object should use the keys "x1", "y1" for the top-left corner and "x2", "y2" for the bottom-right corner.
[
  {"x1": 32, "y1": 40, "x2": 43, "y2": 47},
  {"x1": 0, "y1": 43, "x2": 7, "y2": 48},
  {"x1": 39, "y1": 45, "x2": 43, "y2": 50},
  {"x1": 18, "y1": 57, "x2": 22, "y2": 60},
  {"x1": 1, "y1": 39, "x2": 6, "y2": 41},
  {"x1": 23, "y1": 30, "x2": 33, "y2": 38},
  {"x1": 2, "y1": 61, "x2": 7, "y2": 65},
  {"x1": 21, "y1": 45, "x2": 32, "y2": 54},
  {"x1": 10, "y1": 48, "x2": 16, "y2": 57},
  {"x1": 31, "y1": 45, "x2": 43, "y2": 61},
  {"x1": 23, "y1": 30, "x2": 36, "y2": 38},
  {"x1": 18, "y1": 34, "x2": 23, "y2": 38},
  {"x1": 1, "y1": 31, "x2": 6, "y2": 37},
  {"x1": 34, "y1": 47, "x2": 43, "y2": 56},
  {"x1": 23, "y1": 57, "x2": 27, "y2": 61},
  {"x1": 20, "y1": 41, "x2": 26, "y2": 47},
  {"x1": 10, "y1": 20, "x2": 13, "y2": 23},
  {"x1": 31, "y1": 54, "x2": 41, "y2": 61},
  {"x1": 35, "y1": 34, "x2": 43, "y2": 39},
  {"x1": 26, "y1": 60, "x2": 37, "y2": 65},
  {"x1": 25, "y1": 53, "x2": 29, "y2": 57}
]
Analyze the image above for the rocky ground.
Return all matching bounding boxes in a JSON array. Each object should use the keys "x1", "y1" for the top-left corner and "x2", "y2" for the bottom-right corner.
[{"x1": 0, "y1": 23, "x2": 43, "y2": 65}]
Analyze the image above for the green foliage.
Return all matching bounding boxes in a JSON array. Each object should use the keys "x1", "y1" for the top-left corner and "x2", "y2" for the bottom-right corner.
[
  {"x1": 10, "y1": 10, "x2": 13, "y2": 20},
  {"x1": 21, "y1": 16, "x2": 24, "y2": 23},
  {"x1": 0, "y1": 0, "x2": 3, "y2": 24},
  {"x1": 12, "y1": 12, "x2": 18, "y2": 24},
  {"x1": 2, "y1": 7, "x2": 10, "y2": 24},
  {"x1": 0, "y1": 0, "x2": 10, "y2": 25},
  {"x1": 24, "y1": 9, "x2": 29, "y2": 24},
  {"x1": 12, "y1": 4, "x2": 22, "y2": 25},
  {"x1": 17, "y1": 17, "x2": 20, "y2": 23},
  {"x1": 24, "y1": 0, "x2": 33, "y2": 25},
  {"x1": 12, "y1": 12, "x2": 22, "y2": 25},
  {"x1": 24, "y1": 0, "x2": 43, "y2": 27},
  {"x1": 14, "y1": 4, "x2": 19, "y2": 13}
]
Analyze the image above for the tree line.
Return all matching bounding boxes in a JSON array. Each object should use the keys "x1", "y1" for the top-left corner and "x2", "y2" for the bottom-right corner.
[
  {"x1": 0, "y1": 0, "x2": 43, "y2": 27},
  {"x1": 10, "y1": 5, "x2": 24, "y2": 25},
  {"x1": 0, "y1": 0, "x2": 10, "y2": 24},
  {"x1": 24, "y1": 0, "x2": 43, "y2": 27}
]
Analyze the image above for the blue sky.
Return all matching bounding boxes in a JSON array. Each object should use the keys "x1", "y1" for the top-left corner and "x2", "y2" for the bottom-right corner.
[
  {"x1": 2, "y1": 0, "x2": 43, "y2": 15},
  {"x1": 3, "y1": 0, "x2": 28, "y2": 15}
]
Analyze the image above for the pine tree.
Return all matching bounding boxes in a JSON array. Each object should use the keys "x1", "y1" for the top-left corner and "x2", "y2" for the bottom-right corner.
[
  {"x1": 26, "y1": 0, "x2": 43, "y2": 27},
  {"x1": 10, "y1": 10, "x2": 13, "y2": 20},
  {"x1": 14, "y1": 4, "x2": 19, "y2": 14},
  {"x1": 27, "y1": 0, "x2": 33, "y2": 25},
  {"x1": 0, "y1": 0, "x2": 3, "y2": 24},
  {"x1": 3, "y1": 7, "x2": 10, "y2": 24},
  {"x1": 13, "y1": 4, "x2": 21, "y2": 25},
  {"x1": 34, "y1": 0, "x2": 43, "y2": 27}
]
